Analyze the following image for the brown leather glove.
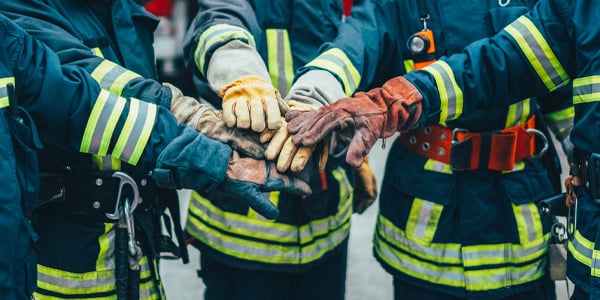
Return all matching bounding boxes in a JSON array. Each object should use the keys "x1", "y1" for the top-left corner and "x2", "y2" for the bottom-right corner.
[
  {"x1": 261, "y1": 101, "x2": 326, "y2": 172},
  {"x1": 168, "y1": 83, "x2": 266, "y2": 159},
  {"x1": 353, "y1": 157, "x2": 378, "y2": 214},
  {"x1": 286, "y1": 76, "x2": 423, "y2": 167},
  {"x1": 219, "y1": 75, "x2": 288, "y2": 132}
]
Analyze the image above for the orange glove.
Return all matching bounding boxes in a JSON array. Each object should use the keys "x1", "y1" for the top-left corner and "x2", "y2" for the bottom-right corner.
[
  {"x1": 219, "y1": 75, "x2": 288, "y2": 132},
  {"x1": 286, "y1": 76, "x2": 423, "y2": 167},
  {"x1": 353, "y1": 157, "x2": 378, "y2": 214}
]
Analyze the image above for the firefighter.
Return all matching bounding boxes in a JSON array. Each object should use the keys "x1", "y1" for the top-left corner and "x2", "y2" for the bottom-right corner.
[
  {"x1": 0, "y1": 12, "x2": 309, "y2": 299},
  {"x1": 180, "y1": 0, "x2": 376, "y2": 299},
  {"x1": 284, "y1": 0, "x2": 575, "y2": 299},
  {"x1": 0, "y1": 1, "x2": 312, "y2": 298}
]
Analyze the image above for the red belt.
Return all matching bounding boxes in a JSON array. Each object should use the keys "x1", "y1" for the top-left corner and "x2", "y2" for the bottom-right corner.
[{"x1": 399, "y1": 116, "x2": 547, "y2": 171}]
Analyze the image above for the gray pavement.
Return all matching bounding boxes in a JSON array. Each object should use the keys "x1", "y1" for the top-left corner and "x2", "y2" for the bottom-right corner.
[{"x1": 160, "y1": 137, "x2": 572, "y2": 299}]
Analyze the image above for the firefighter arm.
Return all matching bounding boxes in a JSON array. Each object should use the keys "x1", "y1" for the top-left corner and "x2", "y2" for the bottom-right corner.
[
  {"x1": 0, "y1": 1, "x2": 173, "y2": 108},
  {"x1": 404, "y1": 0, "x2": 573, "y2": 126}
]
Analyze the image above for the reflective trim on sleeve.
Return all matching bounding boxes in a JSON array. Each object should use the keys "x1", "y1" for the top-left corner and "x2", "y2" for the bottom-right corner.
[
  {"x1": 194, "y1": 24, "x2": 256, "y2": 76},
  {"x1": 91, "y1": 47, "x2": 104, "y2": 58},
  {"x1": 567, "y1": 229, "x2": 600, "y2": 278},
  {"x1": 573, "y1": 76, "x2": 600, "y2": 105},
  {"x1": 305, "y1": 48, "x2": 361, "y2": 96},
  {"x1": 422, "y1": 61, "x2": 463, "y2": 125},
  {"x1": 504, "y1": 16, "x2": 569, "y2": 91},
  {"x1": 505, "y1": 98, "x2": 531, "y2": 128},
  {"x1": 91, "y1": 60, "x2": 143, "y2": 95},
  {"x1": 0, "y1": 77, "x2": 15, "y2": 109},
  {"x1": 112, "y1": 98, "x2": 157, "y2": 165},
  {"x1": 80, "y1": 90, "x2": 126, "y2": 156},
  {"x1": 423, "y1": 159, "x2": 453, "y2": 174},
  {"x1": 266, "y1": 28, "x2": 294, "y2": 96}
]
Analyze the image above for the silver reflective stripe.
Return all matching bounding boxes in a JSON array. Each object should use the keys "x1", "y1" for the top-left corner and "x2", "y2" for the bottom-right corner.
[
  {"x1": 504, "y1": 16, "x2": 569, "y2": 91},
  {"x1": 194, "y1": 24, "x2": 255, "y2": 75},
  {"x1": 505, "y1": 99, "x2": 530, "y2": 128},
  {"x1": 573, "y1": 76, "x2": 600, "y2": 104},
  {"x1": 423, "y1": 61, "x2": 462, "y2": 124},
  {"x1": 80, "y1": 90, "x2": 126, "y2": 155},
  {"x1": 112, "y1": 98, "x2": 157, "y2": 165}
]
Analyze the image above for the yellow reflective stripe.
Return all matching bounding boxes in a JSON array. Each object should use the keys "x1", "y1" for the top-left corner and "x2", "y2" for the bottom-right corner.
[
  {"x1": 91, "y1": 47, "x2": 104, "y2": 58},
  {"x1": 501, "y1": 161, "x2": 526, "y2": 173},
  {"x1": 374, "y1": 233, "x2": 466, "y2": 287},
  {"x1": 91, "y1": 60, "x2": 142, "y2": 95},
  {"x1": 568, "y1": 230, "x2": 594, "y2": 267},
  {"x1": 513, "y1": 202, "x2": 544, "y2": 244},
  {"x1": 505, "y1": 98, "x2": 531, "y2": 128},
  {"x1": 96, "y1": 223, "x2": 114, "y2": 270},
  {"x1": 504, "y1": 16, "x2": 569, "y2": 91},
  {"x1": 305, "y1": 48, "x2": 361, "y2": 96},
  {"x1": 266, "y1": 29, "x2": 294, "y2": 96},
  {"x1": 37, "y1": 265, "x2": 116, "y2": 295},
  {"x1": 424, "y1": 159, "x2": 453, "y2": 174},
  {"x1": 112, "y1": 98, "x2": 157, "y2": 165},
  {"x1": 194, "y1": 24, "x2": 256, "y2": 76},
  {"x1": 464, "y1": 258, "x2": 546, "y2": 291},
  {"x1": 406, "y1": 198, "x2": 442, "y2": 243},
  {"x1": 0, "y1": 77, "x2": 15, "y2": 108},
  {"x1": 463, "y1": 234, "x2": 549, "y2": 267},
  {"x1": 302, "y1": 221, "x2": 351, "y2": 264},
  {"x1": 80, "y1": 90, "x2": 126, "y2": 155},
  {"x1": 91, "y1": 155, "x2": 121, "y2": 171},
  {"x1": 188, "y1": 191, "x2": 299, "y2": 241},
  {"x1": 403, "y1": 59, "x2": 415, "y2": 73},
  {"x1": 423, "y1": 61, "x2": 463, "y2": 125},
  {"x1": 377, "y1": 214, "x2": 462, "y2": 264},
  {"x1": 544, "y1": 106, "x2": 574, "y2": 137},
  {"x1": 573, "y1": 76, "x2": 600, "y2": 104}
]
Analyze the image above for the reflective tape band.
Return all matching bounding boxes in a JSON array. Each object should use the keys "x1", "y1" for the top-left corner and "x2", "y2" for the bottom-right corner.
[
  {"x1": 573, "y1": 76, "x2": 600, "y2": 105},
  {"x1": 194, "y1": 24, "x2": 255, "y2": 76},
  {"x1": 505, "y1": 98, "x2": 531, "y2": 128},
  {"x1": 266, "y1": 28, "x2": 294, "y2": 96},
  {"x1": 504, "y1": 16, "x2": 569, "y2": 91},
  {"x1": 80, "y1": 90, "x2": 126, "y2": 155},
  {"x1": 91, "y1": 60, "x2": 142, "y2": 95},
  {"x1": 423, "y1": 61, "x2": 463, "y2": 125},
  {"x1": 305, "y1": 48, "x2": 361, "y2": 96},
  {"x1": 112, "y1": 98, "x2": 157, "y2": 165}
]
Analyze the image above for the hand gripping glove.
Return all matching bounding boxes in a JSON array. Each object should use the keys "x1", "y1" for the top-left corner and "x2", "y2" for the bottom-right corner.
[
  {"x1": 167, "y1": 83, "x2": 265, "y2": 159},
  {"x1": 286, "y1": 76, "x2": 423, "y2": 167},
  {"x1": 353, "y1": 157, "x2": 378, "y2": 214},
  {"x1": 153, "y1": 126, "x2": 311, "y2": 219},
  {"x1": 219, "y1": 75, "x2": 288, "y2": 132}
]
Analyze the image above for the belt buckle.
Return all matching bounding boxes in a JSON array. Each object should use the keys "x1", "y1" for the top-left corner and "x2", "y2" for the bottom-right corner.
[
  {"x1": 588, "y1": 153, "x2": 600, "y2": 203},
  {"x1": 451, "y1": 127, "x2": 469, "y2": 144}
]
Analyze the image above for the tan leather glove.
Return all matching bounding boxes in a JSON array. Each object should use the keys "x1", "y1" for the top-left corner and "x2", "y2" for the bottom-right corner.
[
  {"x1": 218, "y1": 75, "x2": 288, "y2": 132},
  {"x1": 261, "y1": 101, "x2": 327, "y2": 173},
  {"x1": 286, "y1": 76, "x2": 423, "y2": 167},
  {"x1": 167, "y1": 83, "x2": 266, "y2": 159},
  {"x1": 353, "y1": 157, "x2": 378, "y2": 214}
]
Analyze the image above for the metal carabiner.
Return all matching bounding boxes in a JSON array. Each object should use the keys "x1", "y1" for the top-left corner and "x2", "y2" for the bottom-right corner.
[
  {"x1": 106, "y1": 171, "x2": 141, "y2": 220},
  {"x1": 498, "y1": 0, "x2": 511, "y2": 7},
  {"x1": 123, "y1": 199, "x2": 142, "y2": 270},
  {"x1": 567, "y1": 195, "x2": 578, "y2": 240},
  {"x1": 526, "y1": 128, "x2": 549, "y2": 159}
]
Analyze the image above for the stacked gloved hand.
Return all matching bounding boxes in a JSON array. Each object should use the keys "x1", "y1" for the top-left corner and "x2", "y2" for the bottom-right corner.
[
  {"x1": 286, "y1": 76, "x2": 423, "y2": 167},
  {"x1": 167, "y1": 83, "x2": 265, "y2": 159},
  {"x1": 153, "y1": 126, "x2": 312, "y2": 219}
]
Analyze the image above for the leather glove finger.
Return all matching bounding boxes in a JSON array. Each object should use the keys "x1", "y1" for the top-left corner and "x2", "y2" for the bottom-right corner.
[
  {"x1": 345, "y1": 116, "x2": 383, "y2": 167},
  {"x1": 264, "y1": 119, "x2": 289, "y2": 160},
  {"x1": 250, "y1": 96, "x2": 266, "y2": 132},
  {"x1": 218, "y1": 179, "x2": 279, "y2": 219},
  {"x1": 287, "y1": 108, "x2": 355, "y2": 147},
  {"x1": 276, "y1": 137, "x2": 316, "y2": 173},
  {"x1": 263, "y1": 161, "x2": 312, "y2": 196},
  {"x1": 353, "y1": 157, "x2": 378, "y2": 214}
]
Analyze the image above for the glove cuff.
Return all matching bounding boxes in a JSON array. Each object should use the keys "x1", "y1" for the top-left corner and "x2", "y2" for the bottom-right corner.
[{"x1": 218, "y1": 75, "x2": 271, "y2": 97}]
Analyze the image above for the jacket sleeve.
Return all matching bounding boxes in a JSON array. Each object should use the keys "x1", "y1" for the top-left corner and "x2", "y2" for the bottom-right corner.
[
  {"x1": 297, "y1": 0, "x2": 402, "y2": 96},
  {"x1": 182, "y1": 0, "x2": 261, "y2": 82},
  {"x1": 3, "y1": 15, "x2": 230, "y2": 173},
  {"x1": 404, "y1": 0, "x2": 573, "y2": 127},
  {"x1": 0, "y1": 1, "x2": 173, "y2": 108}
]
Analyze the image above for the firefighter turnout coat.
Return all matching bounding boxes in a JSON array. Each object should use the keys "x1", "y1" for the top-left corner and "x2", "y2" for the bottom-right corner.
[
  {"x1": 402, "y1": 0, "x2": 600, "y2": 298},
  {"x1": 299, "y1": 0, "x2": 572, "y2": 298},
  {"x1": 182, "y1": 0, "x2": 356, "y2": 272}
]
